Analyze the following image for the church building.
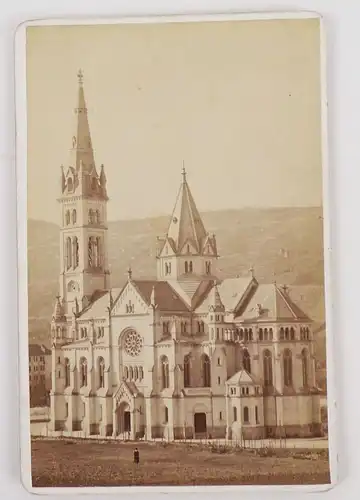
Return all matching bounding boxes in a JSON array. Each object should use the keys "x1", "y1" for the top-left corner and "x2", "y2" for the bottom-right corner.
[{"x1": 49, "y1": 72, "x2": 322, "y2": 440}]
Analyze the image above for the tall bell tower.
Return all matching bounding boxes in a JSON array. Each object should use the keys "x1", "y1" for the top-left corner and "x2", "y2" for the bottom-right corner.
[{"x1": 57, "y1": 70, "x2": 110, "y2": 318}]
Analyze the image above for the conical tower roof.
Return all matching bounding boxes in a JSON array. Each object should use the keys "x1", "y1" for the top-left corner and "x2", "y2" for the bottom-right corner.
[
  {"x1": 69, "y1": 69, "x2": 96, "y2": 173},
  {"x1": 166, "y1": 168, "x2": 208, "y2": 254},
  {"x1": 208, "y1": 282, "x2": 225, "y2": 312}
]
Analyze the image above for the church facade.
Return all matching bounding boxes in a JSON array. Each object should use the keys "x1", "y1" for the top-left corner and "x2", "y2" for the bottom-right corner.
[{"x1": 48, "y1": 72, "x2": 322, "y2": 440}]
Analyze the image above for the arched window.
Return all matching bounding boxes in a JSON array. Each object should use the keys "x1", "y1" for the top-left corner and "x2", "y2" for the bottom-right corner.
[
  {"x1": 249, "y1": 328, "x2": 253, "y2": 341},
  {"x1": 301, "y1": 348, "x2": 309, "y2": 387},
  {"x1": 283, "y1": 349, "x2": 293, "y2": 387},
  {"x1": 80, "y1": 357, "x2": 87, "y2": 387},
  {"x1": 67, "y1": 177, "x2": 73, "y2": 192},
  {"x1": 139, "y1": 367, "x2": 144, "y2": 380},
  {"x1": 201, "y1": 354, "x2": 211, "y2": 387},
  {"x1": 244, "y1": 328, "x2": 249, "y2": 341},
  {"x1": 290, "y1": 327, "x2": 295, "y2": 340},
  {"x1": 64, "y1": 358, "x2": 70, "y2": 388},
  {"x1": 187, "y1": 244, "x2": 190, "y2": 253},
  {"x1": 233, "y1": 406, "x2": 237, "y2": 421},
  {"x1": 95, "y1": 237, "x2": 101, "y2": 267},
  {"x1": 264, "y1": 328, "x2": 268, "y2": 341},
  {"x1": 65, "y1": 210, "x2": 70, "y2": 225},
  {"x1": 72, "y1": 209, "x2": 76, "y2": 224},
  {"x1": 259, "y1": 328, "x2": 263, "y2": 341},
  {"x1": 123, "y1": 366, "x2": 129, "y2": 379},
  {"x1": 96, "y1": 210, "x2": 100, "y2": 224},
  {"x1": 263, "y1": 349, "x2": 273, "y2": 386},
  {"x1": 280, "y1": 327, "x2": 285, "y2": 340},
  {"x1": 269, "y1": 328, "x2": 273, "y2": 340},
  {"x1": 88, "y1": 237, "x2": 93, "y2": 267},
  {"x1": 161, "y1": 356, "x2": 170, "y2": 389},
  {"x1": 239, "y1": 329, "x2": 244, "y2": 340},
  {"x1": 72, "y1": 237, "x2": 79, "y2": 268},
  {"x1": 134, "y1": 366, "x2": 139, "y2": 380},
  {"x1": 66, "y1": 237, "x2": 72, "y2": 269},
  {"x1": 185, "y1": 261, "x2": 188, "y2": 273},
  {"x1": 97, "y1": 357, "x2": 105, "y2": 388},
  {"x1": 243, "y1": 349, "x2": 251, "y2": 373},
  {"x1": 189, "y1": 261, "x2": 193, "y2": 273},
  {"x1": 285, "y1": 327, "x2": 289, "y2": 340},
  {"x1": 184, "y1": 354, "x2": 191, "y2": 388},
  {"x1": 306, "y1": 327, "x2": 310, "y2": 340},
  {"x1": 243, "y1": 406, "x2": 249, "y2": 423}
]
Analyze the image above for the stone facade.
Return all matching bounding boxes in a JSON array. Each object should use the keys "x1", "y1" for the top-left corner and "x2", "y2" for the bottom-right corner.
[{"x1": 49, "y1": 72, "x2": 322, "y2": 440}]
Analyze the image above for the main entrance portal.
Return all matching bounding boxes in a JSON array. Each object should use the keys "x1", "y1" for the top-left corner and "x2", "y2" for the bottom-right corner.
[
  {"x1": 194, "y1": 412, "x2": 207, "y2": 435},
  {"x1": 124, "y1": 411, "x2": 131, "y2": 433}
]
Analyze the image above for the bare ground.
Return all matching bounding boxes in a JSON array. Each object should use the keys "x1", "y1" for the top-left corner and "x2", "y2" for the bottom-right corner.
[{"x1": 31, "y1": 438, "x2": 331, "y2": 487}]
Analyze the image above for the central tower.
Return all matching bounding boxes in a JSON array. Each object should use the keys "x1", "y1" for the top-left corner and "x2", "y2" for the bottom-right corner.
[
  {"x1": 156, "y1": 168, "x2": 218, "y2": 281},
  {"x1": 57, "y1": 70, "x2": 110, "y2": 316}
]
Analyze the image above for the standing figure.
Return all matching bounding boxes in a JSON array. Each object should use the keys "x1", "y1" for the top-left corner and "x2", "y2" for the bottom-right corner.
[{"x1": 133, "y1": 447, "x2": 140, "y2": 466}]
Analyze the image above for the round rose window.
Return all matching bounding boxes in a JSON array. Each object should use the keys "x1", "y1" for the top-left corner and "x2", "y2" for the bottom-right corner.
[{"x1": 124, "y1": 330, "x2": 143, "y2": 357}]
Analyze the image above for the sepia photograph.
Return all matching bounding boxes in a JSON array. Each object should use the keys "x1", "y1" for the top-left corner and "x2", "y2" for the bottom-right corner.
[{"x1": 18, "y1": 12, "x2": 332, "y2": 491}]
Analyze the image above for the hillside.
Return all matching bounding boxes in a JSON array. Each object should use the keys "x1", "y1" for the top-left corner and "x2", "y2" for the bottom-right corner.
[{"x1": 28, "y1": 207, "x2": 326, "y2": 359}]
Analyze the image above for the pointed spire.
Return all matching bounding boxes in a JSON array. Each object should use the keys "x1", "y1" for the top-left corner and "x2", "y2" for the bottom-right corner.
[
  {"x1": 70, "y1": 70, "x2": 95, "y2": 174},
  {"x1": 100, "y1": 164, "x2": 106, "y2": 186},
  {"x1": 150, "y1": 285, "x2": 156, "y2": 307},
  {"x1": 53, "y1": 295, "x2": 64, "y2": 321},
  {"x1": 60, "y1": 165, "x2": 65, "y2": 193},
  {"x1": 166, "y1": 169, "x2": 209, "y2": 254},
  {"x1": 208, "y1": 281, "x2": 225, "y2": 312}
]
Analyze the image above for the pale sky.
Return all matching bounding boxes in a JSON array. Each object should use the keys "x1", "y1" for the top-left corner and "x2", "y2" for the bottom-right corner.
[{"x1": 26, "y1": 18, "x2": 322, "y2": 224}]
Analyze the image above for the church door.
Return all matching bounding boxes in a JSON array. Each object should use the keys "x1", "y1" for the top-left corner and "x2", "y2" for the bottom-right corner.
[
  {"x1": 194, "y1": 412, "x2": 207, "y2": 435},
  {"x1": 124, "y1": 411, "x2": 131, "y2": 433}
]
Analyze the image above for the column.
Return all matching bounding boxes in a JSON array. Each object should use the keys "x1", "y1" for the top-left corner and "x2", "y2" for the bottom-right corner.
[
  {"x1": 225, "y1": 396, "x2": 231, "y2": 440},
  {"x1": 130, "y1": 410, "x2": 136, "y2": 440},
  {"x1": 167, "y1": 400, "x2": 174, "y2": 441},
  {"x1": 145, "y1": 397, "x2": 152, "y2": 440},
  {"x1": 84, "y1": 397, "x2": 91, "y2": 436},
  {"x1": 67, "y1": 395, "x2": 74, "y2": 432},
  {"x1": 112, "y1": 407, "x2": 118, "y2": 437}
]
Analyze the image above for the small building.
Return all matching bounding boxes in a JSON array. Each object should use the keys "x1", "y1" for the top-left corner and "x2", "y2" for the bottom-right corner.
[{"x1": 29, "y1": 344, "x2": 51, "y2": 407}]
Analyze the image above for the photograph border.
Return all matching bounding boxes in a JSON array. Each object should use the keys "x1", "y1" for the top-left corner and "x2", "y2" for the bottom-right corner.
[{"x1": 15, "y1": 10, "x2": 336, "y2": 495}]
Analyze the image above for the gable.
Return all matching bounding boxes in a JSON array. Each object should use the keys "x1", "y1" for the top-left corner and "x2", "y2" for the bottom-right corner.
[
  {"x1": 179, "y1": 239, "x2": 198, "y2": 255},
  {"x1": 111, "y1": 282, "x2": 149, "y2": 316}
]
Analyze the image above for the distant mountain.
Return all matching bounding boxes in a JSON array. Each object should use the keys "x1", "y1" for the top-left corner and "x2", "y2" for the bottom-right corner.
[{"x1": 28, "y1": 207, "x2": 326, "y2": 360}]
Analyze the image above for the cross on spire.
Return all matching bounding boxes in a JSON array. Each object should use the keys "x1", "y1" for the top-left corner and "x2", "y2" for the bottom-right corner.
[
  {"x1": 181, "y1": 161, "x2": 187, "y2": 182},
  {"x1": 249, "y1": 265, "x2": 255, "y2": 278},
  {"x1": 77, "y1": 69, "x2": 84, "y2": 85},
  {"x1": 127, "y1": 265, "x2": 133, "y2": 281}
]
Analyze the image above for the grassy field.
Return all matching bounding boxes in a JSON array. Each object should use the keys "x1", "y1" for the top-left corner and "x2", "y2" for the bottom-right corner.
[{"x1": 31, "y1": 438, "x2": 331, "y2": 487}]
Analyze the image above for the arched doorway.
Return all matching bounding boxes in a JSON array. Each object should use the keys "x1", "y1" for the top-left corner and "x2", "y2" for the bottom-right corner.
[
  {"x1": 116, "y1": 402, "x2": 131, "y2": 436},
  {"x1": 194, "y1": 412, "x2": 207, "y2": 436}
]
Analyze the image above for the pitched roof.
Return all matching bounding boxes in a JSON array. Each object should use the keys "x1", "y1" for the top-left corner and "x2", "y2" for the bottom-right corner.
[
  {"x1": 79, "y1": 288, "x2": 122, "y2": 320},
  {"x1": 226, "y1": 369, "x2": 260, "y2": 386},
  {"x1": 132, "y1": 280, "x2": 190, "y2": 312},
  {"x1": 166, "y1": 170, "x2": 208, "y2": 254},
  {"x1": 29, "y1": 344, "x2": 51, "y2": 356},
  {"x1": 218, "y1": 276, "x2": 255, "y2": 312},
  {"x1": 239, "y1": 284, "x2": 310, "y2": 322}
]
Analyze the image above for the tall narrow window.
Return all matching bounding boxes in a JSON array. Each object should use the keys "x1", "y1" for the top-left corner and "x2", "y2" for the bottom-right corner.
[
  {"x1": 205, "y1": 261, "x2": 211, "y2": 274},
  {"x1": 259, "y1": 328, "x2": 263, "y2": 341},
  {"x1": 243, "y1": 406, "x2": 249, "y2": 424},
  {"x1": 65, "y1": 210, "x2": 70, "y2": 225},
  {"x1": 129, "y1": 366, "x2": 134, "y2": 380},
  {"x1": 301, "y1": 348, "x2": 309, "y2": 387},
  {"x1": 164, "y1": 406, "x2": 169, "y2": 423},
  {"x1": 88, "y1": 238, "x2": 93, "y2": 267},
  {"x1": 264, "y1": 328, "x2": 268, "y2": 341},
  {"x1": 98, "y1": 357, "x2": 105, "y2": 389},
  {"x1": 283, "y1": 348, "x2": 293, "y2": 387},
  {"x1": 134, "y1": 366, "x2": 139, "y2": 380},
  {"x1": 255, "y1": 406, "x2": 259, "y2": 424},
  {"x1": 65, "y1": 403, "x2": 69, "y2": 418},
  {"x1": 66, "y1": 237, "x2": 72, "y2": 269},
  {"x1": 185, "y1": 261, "x2": 188, "y2": 273},
  {"x1": 290, "y1": 327, "x2": 295, "y2": 340},
  {"x1": 184, "y1": 354, "x2": 191, "y2": 388},
  {"x1": 72, "y1": 209, "x2": 77, "y2": 224},
  {"x1": 161, "y1": 356, "x2": 170, "y2": 389},
  {"x1": 263, "y1": 349, "x2": 273, "y2": 386},
  {"x1": 243, "y1": 349, "x2": 251, "y2": 373},
  {"x1": 96, "y1": 210, "x2": 100, "y2": 224},
  {"x1": 285, "y1": 327, "x2": 289, "y2": 340},
  {"x1": 72, "y1": 237, "x2": 79, "y2": 268},
  {"x1": 64, "y1": 358, "x2": 70, "y2": 388},
  {"x1": 139, "y1": 367, "x2": 144, "y2": 380},
  {"x1": 189, "y1": 261, "x2": 193, "y2": 273},
  {"x1": 280, "y1": 327, "x2": 285, "y2": 340},
  {"x1": 269, "y1": 328, "x2": 273, "y2": 340},
  {"x1": 80, "y1": 357, "x2": 87, "y2": 387},
  {"x1": 201, "y1": 354, "x2": 211, "y2": 387},
  {"x1": 123, "y1": 366, "x2": 129, "y2": 379},
  {"x1": 233, "y1": 406, "x2": 237, "y2": 422},
  {"x1": 95, "y1": 237, "x2": 101, "y2": 267}
]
